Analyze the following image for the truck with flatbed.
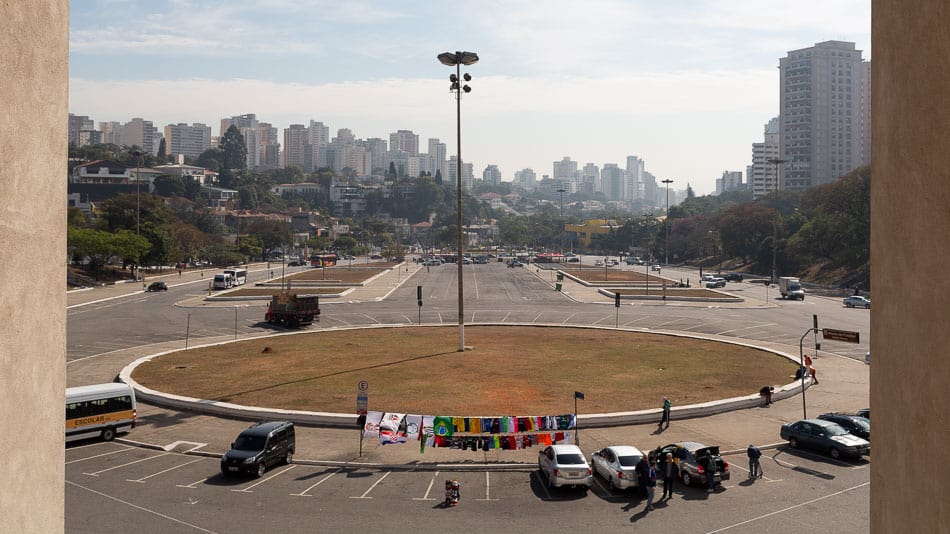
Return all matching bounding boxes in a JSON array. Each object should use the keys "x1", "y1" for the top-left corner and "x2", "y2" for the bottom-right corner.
[
  {"x1": 265, "y1": 293, "x2": 320, "y2": 327},
  {"x1": 779, "y1": 277, "x2": 805, "y2": 300}
]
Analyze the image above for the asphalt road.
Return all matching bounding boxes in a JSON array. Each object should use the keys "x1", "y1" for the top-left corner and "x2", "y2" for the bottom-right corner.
[{"x1": 66, "y1": 260, "x2": 871, "y2": 532}]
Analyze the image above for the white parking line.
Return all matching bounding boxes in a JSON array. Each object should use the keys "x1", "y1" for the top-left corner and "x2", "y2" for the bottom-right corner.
[
  {"x1": 83, "y1": 452, "x2": 170, "y2": 476},
  {"x1": 477, "y1": 471, "x2": 498, "y2": 501},
  {"x1": 231, "y1": 465, "x2": 296, "y2": 493},
  {"x1": 561, "y1": 313, "x2": 576, "y2": 324},
  {"x1": 705, "y1": 482, "x2": 869, "y2": 533},
  {"x1": 501, "y1": 312, "x2": 511, "y2": 322},
  {"x1": 350, "y1": 471, "x2": 391, "y2": 499},
  {"x1": 532, "y1": 312, "x2": 542, "y2": 323},
  {"x1": 176, "y1": 475, "x2": 212, "y2": 489},
  {"x1": 412, "y1": 471, "x2": 440, "y2": 501},
  {"x1": 290, "y1": 469, "x2": 341, "y2": 497},
  {"x1": 67, "y1": 480, "x2": 218, "y2": 534},
  {"x1": 127, "y1": 458, "x2": 204, "y2": 483},
  {"x1": 66, "y1": 446, "x2": 135, "y2": 464}
]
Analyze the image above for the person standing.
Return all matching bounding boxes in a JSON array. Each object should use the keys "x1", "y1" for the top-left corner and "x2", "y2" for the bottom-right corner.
[
  {"x1": 660, "y1": 452, "x2": 678, "y2": 499},
  {"x1": 704, "y1": 455, "x2": 717, "y2": 492},
  {"x1": 635, "y1": 455, "x2": 650, "y2": 498},
  {"x1": 644, "y1": 460, "x2": 658, "y2": 511},
  {"x1": 660, "y1": 396, "x2": 672, "y2": 429},
  {"x1": 760, "y1": 385, "x2": 774, "y2": 406},
  {"x1": 747, "y1": 444, "x2": 763, "y2": 479}
]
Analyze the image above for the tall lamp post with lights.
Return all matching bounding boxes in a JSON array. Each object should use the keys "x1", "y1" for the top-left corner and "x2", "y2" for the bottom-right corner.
[
  {"x1": 130, "y1": 149, "x2": 145, "y2": 236},
  {"x1": 438, "y1": 50, "x2": 479, "y2": 352},
  {"x1": 557, "y1": 187, "x2": 566, "y2": 256},
  {"x1": 662, "y1": 179, "x2": 673, "y2": 265},
  {"x1": 767, "y1": 158, "x2": 787, "y2": 283}
]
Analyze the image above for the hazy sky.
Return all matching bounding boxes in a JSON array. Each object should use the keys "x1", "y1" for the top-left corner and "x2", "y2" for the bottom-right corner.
[{"x1": 69, "y1": 1, "x2": 871, "y2": 195}]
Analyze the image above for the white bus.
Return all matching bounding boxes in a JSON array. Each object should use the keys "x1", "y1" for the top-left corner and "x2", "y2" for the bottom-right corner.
[
  {"x1": 66, "y1": 383, "x2": 137, "y2": 442},
  {"x1": 224, "y1": 267, "x2": 247, "y2": 286}
]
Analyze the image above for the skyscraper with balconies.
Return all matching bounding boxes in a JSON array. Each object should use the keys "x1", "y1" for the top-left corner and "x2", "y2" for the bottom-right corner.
[{"x1": 779, "y1": 41, "x2": 866, "y2": 191}]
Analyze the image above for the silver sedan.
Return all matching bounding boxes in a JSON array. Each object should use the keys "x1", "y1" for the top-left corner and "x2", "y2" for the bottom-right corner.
[{"x1": 590, "y1": 445, "x2": 644, "y2": 491}]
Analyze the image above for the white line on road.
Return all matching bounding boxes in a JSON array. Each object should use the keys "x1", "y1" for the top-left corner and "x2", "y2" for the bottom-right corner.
[
  {"x1": 127, "y1": 458, "x2": 204, "y2": 483},
  {"x1": 66, "y1": 446, "x2": 135, "y2": 464},
  {"x1": 477, "y1": 471, "x2": 498, "y2": 501},
  {"x1": 177, "y1": 476, "x2": 212, "y2": 489},
  {"x1": 67, "y1": 480, "x2": 218, "y2": 534},
  {"x1": 501, "y1": 312, "x2": 511, "y2": 322},
  {"x1": 715, "y1": 323, "x2": 777, "y2": 336},
  {"x1": 561, "y1": 313, "x2": 576, "y2": 324},
  {"x1": 532, "y1": 312, "x2": 542, "y2": 323},
  {"x1": 412, "y1": 471, "x2": 440, "y2": 501},
  {"x1": 231, "y1": 465, "x2": 296, "y2": 493},
  {"x1": 351, "y1": 471, "x2": 391, "y2": 499},
  {"x1": 705, "y1": 482, "x2": 869, "y2": 533},
  {"x1": 83, "y1": 452, "x2": 170, "y2": 476},
  {"x1": 291, "y1": 469, "x2": 341, "y2": 497}
]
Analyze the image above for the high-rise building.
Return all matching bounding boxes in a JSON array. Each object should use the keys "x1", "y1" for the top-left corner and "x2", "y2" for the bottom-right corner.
[
  {"x1": 483, "y1": 164, "x2": 501, "y2": 185},
  {"x1": 447, "y1": 157, "x2": 475, "y2": 190},
  {"x1": 625, "y1": 156, "x2": 644, "y2": 201},
  {"x1": 282, "y1": 124, "x2": 309, "y2": 169},
  {"x1": 601, "y1": 164, "x2": 624, "y2": 201},
  {"x1": 513, "y1": 168, "x2": 537, "y2": 191},
  {"x1": 716, "y1": 171, "x2": 744, "y2": 194},
  {"x1": 389, "y1": 130, "x2": 419, "y2": 156},
  {"x1": 582, "y1": 163, "x2": 600, "y2": 194},
  {"x1": 427, "y1": 138, "x2": 446, "y2": 175},
  {"x1": 68, "y1": 114, "x2": 95, "y2": 146},
  {"x1": 99, "y1": 121, "x2": 123, "y2": 145},
  {"x1": 779, "y1": 40, "x2": 865, "y2": 191},
  {"x1": 861, "y1": 60, "x2": 872, "y2": 167},
  {"x1": 163, "y1": 123, "x2": 212, "y2": 160},
  {"x1": 257, "y1": 122, "x2": 280, "y2": 170},
  {"x1": 750, "y1": 117, "x2": 781, "y2": 199},
  {"x1": 553, "y1": 157, "x2": 577, "y2": 183},
  {"x1": 123, "y1": 117, "x2": 160, "y2": 156}
]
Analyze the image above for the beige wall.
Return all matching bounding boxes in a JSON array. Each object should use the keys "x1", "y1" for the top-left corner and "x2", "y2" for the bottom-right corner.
[
  {"x1": 871, "y1": 1, "x2": 950, "y2": 531},
  {"x1": 0, "y1": 1, "x2": 68, "y2": 532}
]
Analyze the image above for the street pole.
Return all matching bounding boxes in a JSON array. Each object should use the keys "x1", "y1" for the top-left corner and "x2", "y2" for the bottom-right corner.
[
  {"x1": 557, "y1": 188, "x2": 566, "y2": 257},
  {"x1": 662, "y1": 179, "x2": 673, "y2": 265},
  {"x1": 767, "y1": 158, "x2": 787, "y2": 283}
]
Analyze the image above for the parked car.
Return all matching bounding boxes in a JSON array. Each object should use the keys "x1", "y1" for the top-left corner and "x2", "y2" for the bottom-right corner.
[
  {"x1": 220, "y1": 421, "x2": 295, "y2": 478},
  {"x1": 537, "y1": 444, "x2": 593, "y2": 489},
  {"x1": 843, "y1": 295, "x2": 871, "y2": 309},
  {"x1": 652, "y1": 442, "x2": 730, "y2": 487},
  {"x1": 507, "y1": 260, "x2": 525, "y2": 268},
  {"x1": 856, "y1": 408, "x2": 870, "y2": 420},
  {"x1": 594, "y1": 260, "x2": 604, "y2": 266},
  {"x1": 567, "y1": 257, "x2": 580, "y2": 263},
  {"x1": 722, "y1": 273, "x2": 744, "y2": 282},
  {"x1": 343, "y1": 254, "x2": 356, "y2": 260},
  {"x1": 370, "y1": 254, "x2": 383, "y2": 260},
  {"x1": 817, "y1": 413, "x2": 871, "y2": 440},
  {"x1": 780, "y1": 418, "x2": 870, "y2": 459},
  {"x1": 651, "y1": 264, "x2": 662, "y2": 272},
  {"x1": 590, "y1": 445, "x2": 644, "y2": 491},
  {"x1": 146, "y1": 281, "x2": 168, "y2": 292},
  {"x1": 461, "y1": 257, "x2": 473, "y2": 264},
  {"x1": 701, "y1": 274, "x2": 717, "y2": 282},
  {"x1": 423, "y1": 259, "x2": 442, "y2": 266},
  {"x1": 705, "y1": 278, "x2": 726, "y2": 288}
]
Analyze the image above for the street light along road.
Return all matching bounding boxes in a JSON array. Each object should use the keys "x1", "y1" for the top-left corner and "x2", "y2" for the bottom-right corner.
[
  {"x1": 662, "y1": 179, "x2": 673, "y2": 265},
  {"x1": 438, "y1": 50, "x2": 479, "y2": 352},
  {"x1": 767, "y1": 158, "x2": 787, "y2": 283}
]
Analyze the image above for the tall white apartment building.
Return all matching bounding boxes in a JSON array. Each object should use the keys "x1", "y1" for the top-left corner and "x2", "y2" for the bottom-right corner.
[
  {"x1": 581, "y1": 163, "x2": 600, "y2": 194},
  {"x1": 513, "y1": 168, "x2": 537, "y2": 190},
  {"x1": 447, "y1": 157, "x2": 475, "y2": 190},
  {"x1": 716, "y1": 171, "x2": 744, "y2": 194},
  {"x1": 164, "y1": 123, "x2": 211, "y2": 160},
  {"x1": 553, "y1": 157, "x2": 577, "y2": 183},
  {"x1": 257, "y1": 122, "x2": 280, "y2": 170},
  {"x1": 309, "y1": 121, "x2": 330, "y2": 170},
  {"x1": 68, "y1": 114, "x2": 94, "y2": 146},
  {"x1": 779, "y1": 40, "x2": 866, "y2": 191},
  {"x1": 427, "y1": 138, "x2": 446, "y2": 175},
  {"x1": 220, "y1": 114, "x2": 261, "y2": 168},
  {"x1": 601, "y1": 164, "x2": 624, "y2": 201},
  {"x1": 123, "y1": 117, "x2": 160, "y2": 156},
  {"x1": 483, "y1": 164, "x2": 501, "y2": 185},
  {"x1": 99, "y1": 121, "x2": 123, "y2": 145},
  {"x1": 625, "y1": 155, "x2": 644, "y2": 201},
  {"x1": 750, "y1": 117, "x2": 780, "y2": 199},
  {"x1": 282, "y1": 124, "x2": 309, "y2": 169}
]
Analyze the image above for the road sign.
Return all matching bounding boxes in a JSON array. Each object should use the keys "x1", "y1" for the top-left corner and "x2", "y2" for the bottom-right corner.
[
  {"x1": 822, "y1": 328, "x2": 860, "y2": 343},
  {"x1": 358, "y1": 380, "x2": 369, "y2": 392}
]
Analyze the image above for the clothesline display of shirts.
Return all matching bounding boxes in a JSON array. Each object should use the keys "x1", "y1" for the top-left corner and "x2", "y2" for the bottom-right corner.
[{"x1": 361, "y1": 411, "x2": 577, "y2": 452}]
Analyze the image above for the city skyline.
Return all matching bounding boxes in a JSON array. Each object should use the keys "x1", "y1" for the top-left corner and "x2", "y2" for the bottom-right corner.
[{"x1": 69, "y1": 1, "x2": 871, "y2": 195}]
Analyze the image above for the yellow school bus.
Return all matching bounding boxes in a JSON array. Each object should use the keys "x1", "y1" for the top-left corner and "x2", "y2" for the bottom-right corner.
[{"x1": 66, "y1": 383, "x2": 136, "y2": 442}]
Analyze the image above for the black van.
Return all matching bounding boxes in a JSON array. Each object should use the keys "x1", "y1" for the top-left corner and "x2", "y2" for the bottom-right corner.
[{"x1": 220, "y1": 421, "x2": 295, "y2": 478}]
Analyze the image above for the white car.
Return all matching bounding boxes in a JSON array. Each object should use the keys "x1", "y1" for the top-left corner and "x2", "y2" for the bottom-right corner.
[
  {"x1": 590, "y1": 445, "x2": 644, "y2": 491},
  {"x1": 701, "y1": 274, "x2": 717, "y2": 282},
  {"x1": 705, "y1": 277, "x2": 726, "y2": 288},
  {"x1": 538, "y1": 444, "x2": 593, "y2": 489},
  {"x1": 843, "y1": 295, "x2": 871, "y2": 308},
  {"x1": 651, "y1": 264, "x2": 662, "y2": 272}
]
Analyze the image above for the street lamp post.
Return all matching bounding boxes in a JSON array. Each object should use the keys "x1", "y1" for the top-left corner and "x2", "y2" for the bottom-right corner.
[
  {"x1": 438, "y1": 50, "x2": 479, "y2": 352},
  {"x1": 767, "y1": 158, "x2": 787, "y2": 283},
  {"x1": 557, "y1": 188, "x2": 566, "y2": 257},
  {"x1": 130, "y1": 149, "x2": 145, "y2": 236},
  {"x1": 662, "y1": 179, "x2": 673, "y2": 265}
]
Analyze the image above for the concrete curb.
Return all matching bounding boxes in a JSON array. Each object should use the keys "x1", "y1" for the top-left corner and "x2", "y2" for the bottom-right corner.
[{"x1": 119, "y1": 323, "x2": 813, "y2": 430}]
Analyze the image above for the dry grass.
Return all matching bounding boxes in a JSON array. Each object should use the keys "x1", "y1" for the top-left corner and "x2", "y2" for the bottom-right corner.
[{"x1": 132, "y1": 326, "x2": 796, "y2": 416}]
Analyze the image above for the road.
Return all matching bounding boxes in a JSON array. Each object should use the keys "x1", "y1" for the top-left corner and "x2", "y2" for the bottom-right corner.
[{"x1": 66, "y1": 260, "x2": 870, "y2": 532}]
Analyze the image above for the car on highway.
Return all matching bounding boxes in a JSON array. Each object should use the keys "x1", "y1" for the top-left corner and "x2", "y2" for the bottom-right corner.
[
  {"x1": 780, "y1": 418, "x2": 870, "y2": 459},
  {"x1": 843, "y1": 295, "x2": 871, "y2": 308},
  {"x1": 369, "y1": 254, "x2": 383, "y2": 260},
  {"x1": 818, "y1": 412, "x2": 871, "y2": 440},
  {"x1": 423, "y1": 259, "x2": 442, "y2": 266},
  {"x1": 146, "y1": 281, "x2": 168, "y2": 292},
  {"x1": 722, "y1": 273, "x2": 744, "y2": 282},
  {"x1": 590, "y1": 445, "x2": 645, "y2": 491},
  {"x1": 651, "y1": 264, "x2": 661, "y2": 272},
  {"x1": 567, "y1": 257, "x2": 580, "y2": 263},
  {"x1": 652, "y1": 442, "x2": 730, "y2": 487},
  {"x1": 705, "y1": 277, "x2": 726, "y2": 288},
  {"x1": 221, "y1": 421, "x2": 295, "y2": 478},
  {"x1": 343, "y1": 254, "x2": 356, "y2": 260},
  {"x1": 538, "y1": 444, "x2": 593, "y2": 489},
  {"x1": 701, "y1": 274, "x2": 717, "y2": 282},
  {"x1": 507, "y1": 259, "x2": 525, "y2": 268},
  {"x1": 594, "y1": 260, "x2": 604, "y2": 266}
]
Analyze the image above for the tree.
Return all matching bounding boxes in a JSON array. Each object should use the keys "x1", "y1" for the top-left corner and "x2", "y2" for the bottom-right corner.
[
  {"x1": 333, "y1": 235, "x2": 357, "y2": 253},
  {"x1": 244, "y1": 219, "x2": 291, "y2": 253},
  {"x1": 153, "y1": 175, "x2": 185, "y2": 197},
  {"x1": 388, "y1": 161, "x2": 398, "y2": 181},
  {"x1": 195, "y1": 147, "x2": 224, "y2": 171},
  {"x1": 434, "y1": 168, "x2": 443, "y2": 185},
  {"x1": 156, "y1": 138, "x2": 167, "y2": 164},
  {"x1": 219, "y1": 125, "x2": 247, "y2": 170}
]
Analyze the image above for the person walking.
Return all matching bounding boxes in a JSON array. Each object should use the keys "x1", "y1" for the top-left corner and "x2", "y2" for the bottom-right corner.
[
  {"x1": 659, "y1": 396, "x2": 672, "y2": 429},
  {"x1": 660, "y1": 452, "x2": 678, "y2": 499},
  {"x1": 747, "y1": 444, "x2": 763, "y2": 479},
  {"x1": 644, "y1": 460, "x2": 658, "y2": 511},
  {"x1": 635, "y1": 455, "x2": 650, "y2": 498}
]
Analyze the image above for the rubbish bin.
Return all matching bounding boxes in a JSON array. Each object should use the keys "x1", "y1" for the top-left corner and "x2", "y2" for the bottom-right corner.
[
  {"x1": 556, "y1": 273, "x2": 564, "y2": 282},
  {"x1": 555, "y1": 283, "x2": 563, "y2": 292}
]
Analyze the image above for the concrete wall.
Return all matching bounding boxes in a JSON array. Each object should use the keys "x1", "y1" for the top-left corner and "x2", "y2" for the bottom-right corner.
[
  {"x1": 871, "y1": 1, "x2": 950, "y2": 531},
  {"x1": 0, "y1": 2, "x2": 68, "y2": 532}
]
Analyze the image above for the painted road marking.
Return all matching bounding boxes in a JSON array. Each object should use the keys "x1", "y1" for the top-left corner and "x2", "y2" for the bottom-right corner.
[
  {"x1": 412, "y1": 471, "x2": 440, "y2": 501},
  {"x1": 290, "y1": 469, "x2": 341, "y2": 497},
  {"x1": 83, "y1": 452, "x2": 170, "y2": 476},
  {"x1": 66, "y1": 446, "x2": 135, "y2": 464},
  {"x1": 350, "y1": 471, "x2": 391, "y2": 499},
  {"x1": 127, "y1": 458, "x2": 204, "y2": 483},
  {"x1": 231, "y1": 465, "x2": 297, "y2": 493}
]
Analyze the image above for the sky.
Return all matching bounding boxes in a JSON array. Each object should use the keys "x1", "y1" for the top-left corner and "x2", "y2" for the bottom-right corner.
[{"x1": 69, "y1": 0, "x2": 871, "y2": 195}]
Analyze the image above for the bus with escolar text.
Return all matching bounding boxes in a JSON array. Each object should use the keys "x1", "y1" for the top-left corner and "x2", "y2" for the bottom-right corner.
[
  {"x1": 223, "y1": 267, "x2": 247, "y2": 286},
  {"x1": 66, "y1": 383, "x2": 137, "y2": 442}
]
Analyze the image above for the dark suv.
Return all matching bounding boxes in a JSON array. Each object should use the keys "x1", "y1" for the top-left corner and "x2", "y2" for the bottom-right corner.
[
  {"x1": 146, "y1": 281, "x2": 168, "y2": 292},
  {"x1": 221, "y1": 421, "x2": 295, "y2": 478},
  {"x1": 722, "y1": 273, "x2": 744, "y2": 282},
  {"x1": 818, "y1": 412, "x2": 871, "y2": 440}
]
